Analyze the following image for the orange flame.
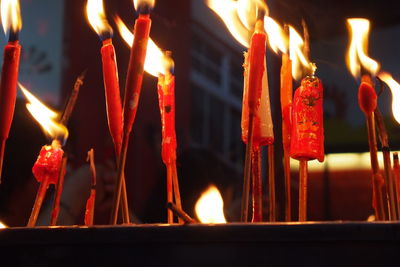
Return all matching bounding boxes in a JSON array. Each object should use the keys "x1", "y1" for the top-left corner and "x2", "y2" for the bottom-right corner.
[
  {"x1": 1, "y1": 0, "x2": 22, "y2": 36},
  {"x1": 86, "y1": 0, "x2": 112, "y2": 38},
  {"x1": 0, "y1": 221, "x2": 7, "y2": 228},
  {"x1": 377, "y1": 72, "x2": 400, "y2": 124},
  {"x1": 264, "y1": 16, "x2": 287, "y2": 54},
  {"x1": 19, "y1": 83, "x2": 68, "y2": 142},
  {"x1": 289, "y1": 26, "x2": 315, "y2": 80},
  {"x1": 133, "y1": 0, "x2": 155, "y2": 11},
  {"x1": 206, "y1": 0, "x2": 268, "y2": 48},
  {"x1": 346, "y1": 18, "x2": 379, "y2": 78},
  {"x1": 195, "y1": 185, "x2": 227, "y2": 223},
  {"x1": 115, "y1": 16, "x2": 165, "y2": 77}
]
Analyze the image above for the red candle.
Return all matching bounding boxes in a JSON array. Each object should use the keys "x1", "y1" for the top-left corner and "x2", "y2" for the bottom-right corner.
[
  {"x1": 122, "y1": 13, "x2": 151, "y2": 136},
  {"x1": 28, "y1": 140, "x2": 64, "y2": 227},
  {"x1": 101, "y1": 38, "x2": 123, "y2": 155},
  {"x1": 290, "y1": 76, "x2": 324, "y2": 162},
  {"x1": 0, "y1": 41, "x2": 21, "y2": 182}
]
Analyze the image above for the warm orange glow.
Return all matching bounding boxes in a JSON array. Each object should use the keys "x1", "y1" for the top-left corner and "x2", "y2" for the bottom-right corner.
[
  {"x1": 289, "y1": 26, "x2": 315, "y2": 80},
  {"x1": 1, "y1": 0, "x2": 22, "y2": 35},
  {"x1": 264, "y1": 16, "x2": 287, "y2": 54},
  {"x1": 0, "y1": 221, "x2": 7, "y2": 228},
  {"x1": 115, "y1": 16, "x2": 164, "y2": 77},
  {"x1": 377, "y1": 72, "x2": 400, "y2": 124},
  {"x1": 19, "y1": 83, "x2": 68, "y2": 142},
  {"x1": 346, "y1": 18, "x2": 380, "y2": 78},
  {"x1": 195, "y1": 185, "x2": 227, "y2": 223},
  {"x1": 86, "y1": 0, "x2": 112, "y2": 37},
  {"x1": 133, "y1": 0, "x2": 155, "y2": 11}
]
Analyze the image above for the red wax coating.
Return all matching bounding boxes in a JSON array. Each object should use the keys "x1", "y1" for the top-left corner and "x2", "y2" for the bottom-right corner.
[
  {"x1": 0, "y1": 41, "x2": 21, "y2": 141},
  {"x1": 123, "y1": 14, "x2": 151, "y2": 136},
  {"x1": 241, "y1": 53, "x2": 274, "y2": 146},
  {"x1": 157, "y1": 75, "x2": 177, "y2": 164},
  {"x1": 85, "y1": 188, "x2": 96, "y2": 226},
  {"x1": 290, "y1": 76, "x2": 324, "y2": 162},
  {"x1": 32, "y1": 144, "x2": 64, "y2": 184},
  {"x1": 101, "y1": 39, "x2": 123, "y2": 155},
  {"x1": 247, "y1": 29, "x2": 266, "y2": 115},
  {"x1": 358, "y1": 82, "x2": 377, "y2": 116}
]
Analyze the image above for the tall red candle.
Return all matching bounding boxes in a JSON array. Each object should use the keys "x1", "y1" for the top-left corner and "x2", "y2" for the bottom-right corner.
[{"x1": 0, "y1": 0, "x2": 22, "y2": 182}]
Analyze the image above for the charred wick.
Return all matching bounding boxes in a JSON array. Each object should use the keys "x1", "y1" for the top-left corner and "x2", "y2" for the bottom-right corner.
[
  {"x1": 9, "y1": 30, "x2": 19, "y2": 42},
  {"x1": 137, "y1": 3, "x2": 153, "y2": 15}
]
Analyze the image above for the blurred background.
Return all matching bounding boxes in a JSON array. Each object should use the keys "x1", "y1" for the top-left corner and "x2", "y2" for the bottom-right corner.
[{"x1": 1, "y1": 0, "x2": 400, "y2": 225}]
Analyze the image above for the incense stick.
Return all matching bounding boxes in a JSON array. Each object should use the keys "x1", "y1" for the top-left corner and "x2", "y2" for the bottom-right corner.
[
  {"x1": 172, "y1": 163, "x2": 184, "y2": 224},
  {"x1": 27, "y1": 175, "x2": 50, "y2": 227},
  {"x1": 268, "y1": 144, "x2": 276, "y2": 222},
  {"x1": 60, "y1": 70, "x2": 86, "y2": 125},
  {"x1": 50, "y1": 155, "x2": 68, "y2": 226},
  {"x1": 84, "y1": 149, "x2": 97, "y2": 226},
  {"x1": 167, "y1": 164, "x2": 174, "y2": 223},
  {"x1": 241, "y1": 114, "x2": 255, "y2": 222},
  {"x1": 283, "y1": 151, "x2": 291, "y2": 221},
  {"x1": 374, "y1": 107, "x2": 398, "y2": 220},
  {"x1": 298, "y1": 159, "x2": 308, "y2": 221},
  {"x1": 166, "y1": 202, "x2": 197, "y2": 224},
  {"x1": 251, "y1": 145, "x2": 262, "y2": 222}
]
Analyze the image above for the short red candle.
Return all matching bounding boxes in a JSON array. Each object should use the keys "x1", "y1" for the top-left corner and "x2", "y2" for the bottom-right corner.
[
  {"x1": 290, "y1": 76, "x2": 324, "y2": 162},
  {"x1": 32, "y1": 141, "x2": 64, "y2": 185}
]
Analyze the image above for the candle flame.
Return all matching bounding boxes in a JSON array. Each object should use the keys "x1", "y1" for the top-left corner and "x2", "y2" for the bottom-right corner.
[
  {"x1": 133, "y1": 0, "x2": 155, "y2": 12},
  {"x1": 19, "y1": 83, "x2": 68, "y2": 143},
  {"x1": 86, "y1": 0, "x2": 112, "y2": 39},
  {"x1": 346, "y1": 18, "x2": 380, "y2": 78},
  {"x1": 115, "y1": 16, "x2": 165, "y2": 77},
  {"x1": 289, "y1": 26, "x2": 315, "y2": 80},
  {"x1": 264, "y1": 16, "x2": 287, "y2": 54},
  {"x1": 377, "y1": 72, "x2": 400, "y2": 124},
  {"x1": 195, "y1": 185, "x2": 227, "y2": 223},
  {"x1": 0, "y1": 221, "x2": 7, "y2": 228},
  {"x1": 1, "y1": 0, "x2": 22, "y2": 36}
]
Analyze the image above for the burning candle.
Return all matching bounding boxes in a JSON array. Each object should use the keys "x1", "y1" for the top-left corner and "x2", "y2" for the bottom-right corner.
[
  {"x1": 0, "y1": 0, "x2": 22, "y2": 182},
  {"x1": 86, "y1": 0, "x2": 130, "y2": 224},
  {"x1": 116, "y1": 18, "x2": 183, "y2": 224},
  {"x1": 19, "y1": 84, "x2": 69, "y2": 227},
  {"x1": 195, "y1": 185, "x2": 226, "y2": 224},
  {"x1": 207, "y1": 0, "x2": 273, "y2": 223},
  {"x1": 346, "y1": 18, "x2": 388, "y2": 220},
  {"x1": 264, "y1": 17, "x2": 292, "y2": 221},
  {"x1": 86, "y1": 0, "x2": 122, "y2": 155}
]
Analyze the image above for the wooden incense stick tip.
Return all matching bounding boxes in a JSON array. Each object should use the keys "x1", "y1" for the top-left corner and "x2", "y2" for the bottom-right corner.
[
  {"x1": 358, "y1": 82, "x2": 377, "y2": 115},
  {"x1": 166, "y1": 202, "x2": 197, "y2": 224}
]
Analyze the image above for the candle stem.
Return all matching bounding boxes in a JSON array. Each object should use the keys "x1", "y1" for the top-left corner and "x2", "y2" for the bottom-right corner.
[
  {"x1": 27, "y1": 175, "x2": 50, "y2": 227},
  {"x1": 299, "y1": 159, "x2": 308, "y2": 222},
  {"x1": 268, "y1": 144, "x2": 276, "y2": 222},
  {"x1": 50, "y1": 156, "x2": 68, "y2": 226}
]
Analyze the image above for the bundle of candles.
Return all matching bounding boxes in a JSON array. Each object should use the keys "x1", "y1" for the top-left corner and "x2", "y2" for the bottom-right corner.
[{"x1": 0, "y1": 0, "x2": 399, "y2": 228}]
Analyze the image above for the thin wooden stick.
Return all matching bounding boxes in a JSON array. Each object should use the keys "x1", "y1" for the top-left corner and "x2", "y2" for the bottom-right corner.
[
  {"x1": 50, "y1": 155, "x2": 68, "y2": 226},
  {"x1": 166, "y1": 163, "x2": 173, "y2": 223},
  {"x1": 27, "y1": 175, "x2": 50, "y2": 227},
  {"x1": 268, "y1": 144, "x2": 276, "y2": 222},
  {"x1": 0, "y1": 139, "x2": 5, "y2": 184},
  {"x1": 251, "y1": 145, "x2": 262, "y2": 222},
  {"x1": 298, "y1": 159, "x2": 308, "y2": 221},
  {"x1": 393, "y1": 153, "x2": 400, "y2": 216},
  {"x1": 374, "y1": 107, "x2": 398, "y2": 220},
  {"x1": 283, "y1": 151, "x2": 292, "y2": 221},
  {"x1": 172, "y1": 162, "x2": 184, "y2": 224},
  {"x1": 366, "y1": 114, "x2": 386, "y2": 220},
  {"x1": 166, "y1": 202, "x2": 197, "y2": 224},
  {"x1": 84, "y1": 149, "x2": 97, "y2": 226},
  {"x1": 60, "y1": 70, "x2": 86, "y2": 125},
  {"x1": 241, "y1": 114, "x2": 255, "y2": 222}
]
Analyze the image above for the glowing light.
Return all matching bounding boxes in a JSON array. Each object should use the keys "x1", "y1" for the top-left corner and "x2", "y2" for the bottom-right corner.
[
  {"x1": 1, "y1": 0, "x2": 22, "y2": 36},
  {"x1": 378, "y1": 72, "x2": 400, "y2": 124},
  {"x1": 289, "y1": 26, "x2": 315, "y2": 80},
  {"x1": 19, "y1": 83, "x2": 68, "y2": 142},
  {"x1": 346, "y1": 18, "x2": 380, "y2": 78},
  {"x1": 195, "y1": 185, "x2": 227, "y2": 223},
  {"x1": 86, "y1": 0, "x2": 112, "y2": 38},
  {"x1": 0, "y1": 221, "x2": 7, "y2": 228},
  {"x1": 264, "y1": 16, "x2": 287, "y2": 54},
  {"x1": 115, "y1": 16, "x2": 164, "y2": 77},
  {"x1": 133, "y1": 0, "x2": 155, "y2": 11}
]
